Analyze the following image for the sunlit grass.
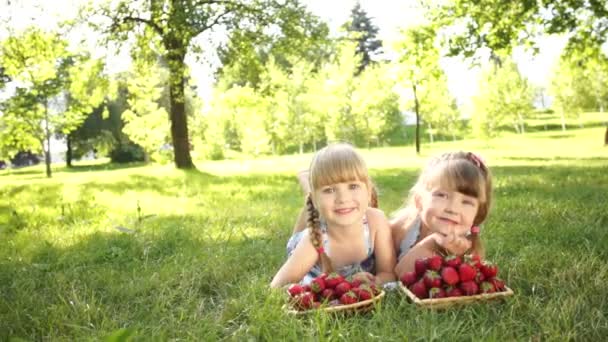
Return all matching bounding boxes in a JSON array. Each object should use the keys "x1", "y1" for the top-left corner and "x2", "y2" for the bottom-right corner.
[{"x1": 1, "y1": 123, "x2": 607, "y2": 340}]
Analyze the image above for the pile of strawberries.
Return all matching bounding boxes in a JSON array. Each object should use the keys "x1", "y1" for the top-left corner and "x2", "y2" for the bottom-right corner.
[
  {"x1": 287, "y1": 272, "x2": 382, "y2": 311},
  {"x1": 400, "y1": 254, "x2": 507, "y2": 299}
]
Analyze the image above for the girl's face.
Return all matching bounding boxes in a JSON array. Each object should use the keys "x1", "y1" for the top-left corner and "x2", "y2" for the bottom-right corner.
[
  {"x1": 416, "y1": 183, "x2": 480, "y2": 238},
  {"x1": 313, "y1": 179, "x2": 369, "y2": 229}
]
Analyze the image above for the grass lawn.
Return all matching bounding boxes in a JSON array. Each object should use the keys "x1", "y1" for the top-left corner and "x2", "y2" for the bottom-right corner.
[{"x1": 1, "y1": 125, "x2": 607, "y2": 340}]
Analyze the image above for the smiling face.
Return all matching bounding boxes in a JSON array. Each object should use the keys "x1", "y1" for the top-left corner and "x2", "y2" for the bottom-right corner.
[
  {"x1": 308, "y1": 144, "x2": 372, "y2": 229},
  {"x1": 416, "y1": 184, "x2": 480, "y2": 238},
  {"x1": 314, "y1": 180, "x2": 369, "y2": 228}
]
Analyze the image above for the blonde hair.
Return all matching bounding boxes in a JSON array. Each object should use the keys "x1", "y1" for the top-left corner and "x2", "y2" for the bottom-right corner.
[
  {"x1": 403, "y1": 151, "x2": 493, "y2": 255},
  {"x1": 306, "y1": 143, "x2": 372, "y2": 272}
]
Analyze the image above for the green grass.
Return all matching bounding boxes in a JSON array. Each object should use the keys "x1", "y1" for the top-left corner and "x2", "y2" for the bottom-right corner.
[{"x1": 1, "y1": 124, "x2": 607, "y2": 340}]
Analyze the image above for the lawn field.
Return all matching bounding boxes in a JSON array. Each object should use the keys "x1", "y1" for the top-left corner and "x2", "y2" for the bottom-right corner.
[{"x1": 1, "y1": 125, "x2": 607, "y2": 340}]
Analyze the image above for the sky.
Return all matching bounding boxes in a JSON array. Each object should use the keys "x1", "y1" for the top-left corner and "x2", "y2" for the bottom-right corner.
[{"x1": 1, "y1": 0, "x2": 566, "y2": 105}]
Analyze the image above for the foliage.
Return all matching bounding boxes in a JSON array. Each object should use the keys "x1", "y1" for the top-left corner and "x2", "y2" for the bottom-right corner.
[
  {"x1": 436, "y1": 0, "x2": 608, "y2": 58},
  {"x1": 472, "y1": 58, "x2": 535, "y2": 138},
  {"x1": 0, "y1": 26, "x2": 105, "y2": 176},
  {"x1": 344, "y1": 1, "x2": 383, "y2": 74},
  {"x1": 88, "y1": 0, "x2": 329, "y2": 168},
  {"x1": 550, "y1": 46, "x2": 608, "y2": 130}
]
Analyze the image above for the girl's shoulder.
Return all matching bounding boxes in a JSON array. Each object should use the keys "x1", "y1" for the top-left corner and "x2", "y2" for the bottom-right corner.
[
  {"x1": 365, "y1": 207, "x2": 390, "y2": 232},
  {"x1": 390, "y1": 207, "x2": 418, "y2": 232}
]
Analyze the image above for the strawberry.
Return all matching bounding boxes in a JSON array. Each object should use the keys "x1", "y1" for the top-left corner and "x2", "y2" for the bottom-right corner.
[
  {"x1": 458, "y1": 263, "x2": 477, "y2": 282},
  {"x1": 428, "y1": 287, "x2": 446, "y2": 299},
  {"x1": 409, "y1": 280, "x2": 428, "y2": 299},
  {"x1": 414, "y1": 258, "x2": 428, "y2": 277},
  {"x1": 319, "y1": 273, "x2": 328, "y2": 280},
  {"x1": 480, "y1": 262, "x2": 498, "y2": 278},
  {"x1": 287, "y1": 283, "x2": 304, "y2": 297},
  {"x1": 294, "y1": 292, "x2": 315, "y2": 310},
  {"x1": 324, "y1": 272, "x2": 345, "y2": 289},
  {"x1": 340, "y1": 291, "x2": 358, "y2": 305},
  {"x1": 444, "y1": 255, "x2": 462, "y2": 268},
  {"x1": 427, "y1": 255, "x2": 443, "y2": 271},
  {"x1": 460, "y1": 280, "x2": 479, "y2": 296},
  {"x1": 350, "y1": 279, "x2": 363, "y2": 288},
  {"x1": 489, "y1": 277, "x2": 506, "y2": 291},
  {"x1": 466, "y1": 253, "x2": 482, "y2": 269},
  {"x1": 302, "y1": 284, "x2": 311, "y2": 292},
  {"x1": 334, "y1": 281, "x2": 352, "y2": 296},
  {"x1": 476, "y1": 271, "x2": 486, "y2": 283},
  {"x1": 310, "y1": 277, "x2": 326, "y2": 293},
  {"x1": 445, "y1": 286, "x2": 464, "y2": 297},
  {"x1": 423, "y1": 270, "x2": 442, "y2": 288},
  {"x1": 320, "y1": 288, "x2": 336, "y2": 301},
  {"x1": 357, "y1": 285, "x2": 374, "y2": 301},
  {"x1": 440, "y1": 266, "x2": 460, "y2": 285},
  {"x1": 400, "y1": 271, "x2": 418, "y2": 286},
  {"x1": 480, "y1": 281, "x2": 496, "y2": 294}
]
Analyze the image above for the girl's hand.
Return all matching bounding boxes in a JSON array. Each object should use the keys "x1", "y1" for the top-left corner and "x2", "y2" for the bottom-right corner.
[
  {"x1": 432, "y1": 232, "x2": 471, "y2": 256},
  {"x1": 351, "y1": 271, "x2": 377, "y2": 285}
]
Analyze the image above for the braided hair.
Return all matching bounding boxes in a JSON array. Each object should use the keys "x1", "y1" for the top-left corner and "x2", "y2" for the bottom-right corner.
[{"x1": 306, "y1": 142, "x2": 372, "y2": 273}]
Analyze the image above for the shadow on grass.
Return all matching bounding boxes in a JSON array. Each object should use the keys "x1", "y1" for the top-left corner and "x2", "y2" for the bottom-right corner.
[{"x1": 60, "y1": 161, "x2": 149, "y2": 173}]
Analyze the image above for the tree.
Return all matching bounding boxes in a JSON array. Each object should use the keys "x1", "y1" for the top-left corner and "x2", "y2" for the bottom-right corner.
[
  {"x1": 1, "y1": 28, "x2": 70, "y2": 177},
  {"x1": 89, "y1": 0, "x2": 325, "y2": 169},
  {"x1": 435, "y1": 0, "x2": 608, "y2": 140},
  {"x1": 394, "y1": 25, "x2": 443, "y2": 153},
  {"x1": 345, "y1": 1, "x2": 382, "y2": 75},
  {"x1": 472, "y1": 58, "x2": 534, "y2": 138}
]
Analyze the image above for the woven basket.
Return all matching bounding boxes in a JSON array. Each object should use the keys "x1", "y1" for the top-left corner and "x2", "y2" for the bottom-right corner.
[
  {"x1": 284, "y1": 290, "x2": 385, "y2": 315},
  {"x1": 400, "y1": 283, "x2": 513, "y2": 309}
]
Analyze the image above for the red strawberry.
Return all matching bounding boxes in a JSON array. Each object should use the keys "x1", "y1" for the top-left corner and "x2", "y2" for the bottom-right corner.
[
  {"x1": 480, "y1": 281, "x2": 496, "y2": 294},
  {"x1": 445, "y1": 286, "x2": 464, "y2": 297},
  {"x1": 319, "y1": 273, "x2": 328, "y2": 280},
  {"x1": 458, "y1": 263, "x2": 477, "y2": 282},
  {"x1": 460, "y1": 280, "x2": 479, "y2": 296},
  {"x1": 302, "y1": 284, "x2": 311, "y2": 292},
  {"x1": 324, "y1": 272, "x2": 345, "y2": 289},
  {"x1": 414, "y1": 258, "x2": 428, "y2": 276},
  {"x1": 294, "y1": 292, "x2": 315, "y2": 310},
  {"x1": 409, "y1": 280, "x2": 428, "y2": 299},
  {"x1": 480, "y1": 262, "x2": 498, "y2": 278},
  {"x1": 423, "y1": 270, "x2": 442, "y2": 288},
  {"x1": 444, "y1": 255, "x2": 462, "y2": 268},
  {"x1": 400, "y1": 271, "x2": 418, "y2": 286},
  {"x1": 427, "y1": 255, "x2": 443, "y2": 271},
  {"x1": 320, "y1": 288, "x2": 336, "y2": 301},
  {"x1": 334, "y1": 281, "x2": 352, "y2": 296},
  {"x1": 350, "y1": 279, "x2": 363, "y2": 288},
  {"x1": 476, "y1": 271, "x2": 486, "y2": 283},
  {"x1": 428, "y1": 287, "x2": 446, "y2": 299},
  {"x1": 489, "y1": 277, "x2": 506, "y2": 291},
  {"x1": 466, "y1": 253, "x2": 482, "y2": 268},
  {"x1": 440, "y1": 266, "x2": 460, "y2": 285},
  {"x1": 357, "y1": 285, "x2": 374, "y2": 301},
  {"x1": 310, "y1": 277, "x2": 326, "y2": 293},
  {"x1": 340, "y1": 291, "x2": 358, "y2": 305},
  {"x1": 287, "y1": 284, "x2": 304, "y2": 297}
]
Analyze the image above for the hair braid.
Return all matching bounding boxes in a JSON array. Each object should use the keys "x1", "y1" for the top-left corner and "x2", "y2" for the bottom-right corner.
[{"x1": 306, "y1": 194, "x2": 333, "y2": 273}]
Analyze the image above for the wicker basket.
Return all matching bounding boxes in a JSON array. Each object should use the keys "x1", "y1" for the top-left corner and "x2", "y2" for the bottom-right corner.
[
  {"x1": 284, "y1": 290, "x2": 385, "y2": 315},
  {"x1": 400, "y1": 283, "x2": 513, "y2": 309}
]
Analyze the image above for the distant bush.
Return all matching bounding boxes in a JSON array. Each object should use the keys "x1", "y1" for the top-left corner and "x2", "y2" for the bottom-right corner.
[{"x1": 109, "y1": 143, "x2": 146, "y2": 163}]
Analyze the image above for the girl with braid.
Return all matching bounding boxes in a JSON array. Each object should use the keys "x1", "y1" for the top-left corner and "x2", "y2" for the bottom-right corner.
[
  {"x1": 392, "y1": 151, "x2": 493, "y2": 278},
  {"x1": 270, "y1": 143, "x2": 396, "y2": 288}
]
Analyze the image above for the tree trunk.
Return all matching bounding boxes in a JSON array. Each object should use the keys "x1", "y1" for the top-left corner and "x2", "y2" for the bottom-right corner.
[
  {"x1": 428, "y1": 122, "x2": 434, "y2": 143},
  {"x1": 44, "y1": 102, "x2": 52, "y2": 178},
  {"x1": 165, "y1": 39, "x2": 195, "y2": 169},
  {"x1": 604, "y1": 126, "x2": 608, "y2": 146},
  {"x1": 560, "y1": 111, "x2": 567, "y2": 131},
  {"x1": 66, "y1": 133, "x2": 73, "y2": 167},
  {"x1": 413, "y1": 84, "x2": 420, "y2": 154}
]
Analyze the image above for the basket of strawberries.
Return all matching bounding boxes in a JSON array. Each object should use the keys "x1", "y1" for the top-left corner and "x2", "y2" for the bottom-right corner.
[
  {"x1": 284, "y1": 272, "x2": 385, "y2": 315},
  {"x1": 400, "y1": 254, "x2": 513, "y2": 309}
]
